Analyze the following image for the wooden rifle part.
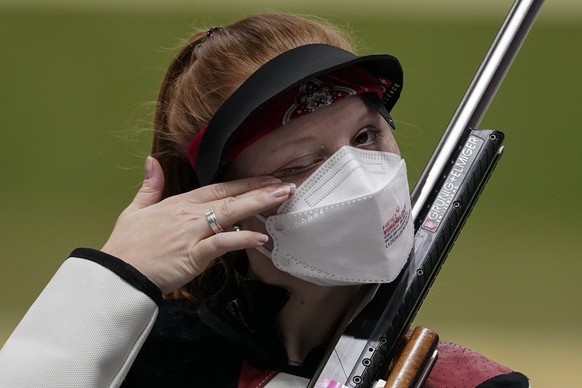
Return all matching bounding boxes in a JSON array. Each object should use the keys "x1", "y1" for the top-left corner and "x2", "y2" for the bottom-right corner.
[{"x1": 382, "y1": 327, "x2": 439, "y2": 388}]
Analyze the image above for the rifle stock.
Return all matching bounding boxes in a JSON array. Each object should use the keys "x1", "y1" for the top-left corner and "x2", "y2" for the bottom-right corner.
[
  {"x1": 309, "y1": 1, "x2": 544, "y2": 387},
  {"x1": 382, "y1": 326, "x2": 439, "y2": 388}
]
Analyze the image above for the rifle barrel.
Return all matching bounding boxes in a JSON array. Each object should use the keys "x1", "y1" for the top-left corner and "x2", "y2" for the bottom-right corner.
[{"x1": 411, "y1": 0, "x2": 544, "y2": 221}]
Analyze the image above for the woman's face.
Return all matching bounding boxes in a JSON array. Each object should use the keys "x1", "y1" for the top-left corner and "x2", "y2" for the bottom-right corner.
[
  {"x1": 231, "y1": 95, "x2": 400, "y2": 187},
  {"x1": 230, "y1": 95, "x2": 400, "y2": 286}
]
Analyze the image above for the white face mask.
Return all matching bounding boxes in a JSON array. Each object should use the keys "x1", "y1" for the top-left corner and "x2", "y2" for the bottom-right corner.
[{"x1": 255, "y1": 146, "x2": 414, "y2": 286}]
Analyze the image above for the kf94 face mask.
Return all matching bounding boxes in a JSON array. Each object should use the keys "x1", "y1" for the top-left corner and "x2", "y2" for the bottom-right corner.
[{"x1": 255, "y1": 146, "x2": 414, "y2": 286}]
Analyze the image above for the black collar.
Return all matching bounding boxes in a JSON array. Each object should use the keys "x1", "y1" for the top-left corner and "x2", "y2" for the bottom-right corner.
[{"x1": 198, "y1": 269, "x2": 327, "y2": 377}]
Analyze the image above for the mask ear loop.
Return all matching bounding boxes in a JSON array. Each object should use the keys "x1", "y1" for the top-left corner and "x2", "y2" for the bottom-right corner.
[
  {"x1": 254, "y1": 213, "x2": 267, "y2": 223},
  {"x1": 253, "y1": 214, "x2": 272, "y2": 258}
]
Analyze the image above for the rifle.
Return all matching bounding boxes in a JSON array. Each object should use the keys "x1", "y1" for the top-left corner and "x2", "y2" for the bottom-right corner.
[{"x1": 308, "y1": 0, "x2": 544, "y2": 387}]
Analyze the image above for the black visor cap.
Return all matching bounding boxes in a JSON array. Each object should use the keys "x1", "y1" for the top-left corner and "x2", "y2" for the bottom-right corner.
[{"x1": 195, "y1": 44, "x2": 403, "y2": 186}]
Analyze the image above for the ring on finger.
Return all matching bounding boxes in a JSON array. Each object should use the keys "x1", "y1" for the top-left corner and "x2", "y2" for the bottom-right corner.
[{"x1": 205, "y1": 210, "x2": 225, "y2": 234}]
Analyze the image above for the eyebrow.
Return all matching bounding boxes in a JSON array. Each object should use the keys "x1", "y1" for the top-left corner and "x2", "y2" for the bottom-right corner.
[
  {"x1": 273, "y1": 100, "x2": 375, "y2": 152},
  {"x1": 271, "y1": 133, "x2": 318, "y2": 155}
]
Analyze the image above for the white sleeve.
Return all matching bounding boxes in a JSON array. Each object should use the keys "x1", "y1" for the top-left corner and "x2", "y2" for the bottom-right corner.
[{"x1": 0, "y1": 250, "x2": 161, "y2": 388}]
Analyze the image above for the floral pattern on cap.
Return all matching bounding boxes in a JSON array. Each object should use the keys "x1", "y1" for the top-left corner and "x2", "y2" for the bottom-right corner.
[{"x1": 282, "y1": 78, "x2": 357, "y2": 124}]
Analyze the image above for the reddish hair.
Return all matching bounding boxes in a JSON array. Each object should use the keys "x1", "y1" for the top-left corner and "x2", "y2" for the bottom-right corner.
[{"x1": 151, "y1": 14, "x2": 354, "y2": 299}]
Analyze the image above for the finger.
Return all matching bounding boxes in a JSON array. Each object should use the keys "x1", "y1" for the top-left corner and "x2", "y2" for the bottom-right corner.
[
  {"x1": 193, "y1": 230, "x2": 269, "y2": 269},
  {"x1": 188, "y1": 176, "x2": 282, "y2": 203},
  {"x1": 197, "y1": 183, "x2": 296, "y2": 234},
  {"x1": 128, "y1": 156, "x2": 166, "y2": 211}
]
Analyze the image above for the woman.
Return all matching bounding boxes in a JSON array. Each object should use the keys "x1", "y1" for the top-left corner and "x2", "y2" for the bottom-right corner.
[{"x1": 0, "y1": 14, "x2": 527, "y2": 388}]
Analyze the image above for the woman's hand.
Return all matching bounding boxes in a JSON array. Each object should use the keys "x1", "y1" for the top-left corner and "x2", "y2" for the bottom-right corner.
[{"x1": 101, "y1": 156, "x2": 295, "y2": 294}]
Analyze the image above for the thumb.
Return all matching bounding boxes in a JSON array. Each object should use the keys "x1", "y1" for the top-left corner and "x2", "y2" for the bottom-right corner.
[{"x1": 130, "y1": 156, "x2": 165, "y2": 210}]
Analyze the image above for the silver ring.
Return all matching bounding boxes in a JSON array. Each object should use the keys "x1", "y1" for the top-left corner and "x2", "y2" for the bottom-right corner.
[
  {"x1": 233, "y1": 225, "x2": 241, "y2": 232},
  {"x1": 205, "y1": 210, "x2": 225, "y2": 234}
]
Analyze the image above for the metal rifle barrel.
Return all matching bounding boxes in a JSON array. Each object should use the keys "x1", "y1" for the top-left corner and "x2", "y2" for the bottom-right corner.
[{"x1": 411, "y1": 0, "x2": 544, "y2": 220}]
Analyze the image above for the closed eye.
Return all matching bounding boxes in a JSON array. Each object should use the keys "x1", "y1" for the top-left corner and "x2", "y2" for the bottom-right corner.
[{"x1": 270, "y1": 153, "x2": 325, "y2": 179}]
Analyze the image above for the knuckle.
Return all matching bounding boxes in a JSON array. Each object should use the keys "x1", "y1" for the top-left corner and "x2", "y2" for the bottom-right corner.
[
  {"x1": 208, "y1": 234, "x2": 228, "y2": 256},
  {"x1": 247, "y1": 177, "x2": 259, "y2": 190},
  {"x1": 212, "y1": 183, "x2": 229, "y2": 200},
  {"x1": 253, "y1": 190, "x2": 274, "y2": 209},
  {"x1": 186, "y1": 249, "x2": 206, "y2": 275},
  {"x1": 185, "y1": 243, "x2": 211, "y2": 276},
  {"x1": 259, "y1": 189, "x2": 275, "y2": 204},
  {"x1": 219, "y1": 197, "x2": 236, "y2": 218}
]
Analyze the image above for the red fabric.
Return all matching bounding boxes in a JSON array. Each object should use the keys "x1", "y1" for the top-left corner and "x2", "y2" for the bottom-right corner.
[
  {"x1": 185, "y1": 65, "x2": 392, "y2": 170},
  {"x1": 424, "y1": 342, "x2": 512, "y2": 388},
  {"x1": 185, "y1": 125, "x2": 207, "y2": 169},
  {"x1": 238, "y1": 360, "x2": 278, "y2": 388}
]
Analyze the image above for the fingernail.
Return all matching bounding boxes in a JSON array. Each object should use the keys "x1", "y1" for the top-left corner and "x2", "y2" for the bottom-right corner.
[
  {"x1": 271, "y1": 183, "x2": 296, "y2": 198},
  {"x1": 260, "y1": 177, "x2": 282, "y2": 186},
  {"x1": 144, "y1": 156, "x2": 154, "y2": 180},
  {"x1": 257, "y1": 234, "x2": 269, "y2": 244}
]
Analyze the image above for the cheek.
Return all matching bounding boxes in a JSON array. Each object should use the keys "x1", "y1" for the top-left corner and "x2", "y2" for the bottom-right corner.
[
  {"x1": 382, "y1": 131, "x2": 400, "y2": 155},
  {"x1": 240, "y1": 215, "x2": 266, "y2": 234}
]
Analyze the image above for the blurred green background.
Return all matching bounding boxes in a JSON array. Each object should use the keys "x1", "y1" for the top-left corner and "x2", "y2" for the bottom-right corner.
[{"x1": 1, "y1": 0, "x2": 580, "y2": 386}]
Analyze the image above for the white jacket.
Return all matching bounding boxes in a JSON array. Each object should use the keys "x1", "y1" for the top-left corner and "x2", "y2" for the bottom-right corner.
[
  {"x1": 0, "y1": 249, "x2": 160, "y2": 388},
  {"x1": 0, "y1": 250, "x2": 313, "y2": 388}
]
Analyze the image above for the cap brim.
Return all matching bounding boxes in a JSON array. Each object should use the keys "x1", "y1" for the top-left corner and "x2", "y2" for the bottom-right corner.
[{"x1": 196, "y1": 43, "x2": 403, "y2": 186}]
